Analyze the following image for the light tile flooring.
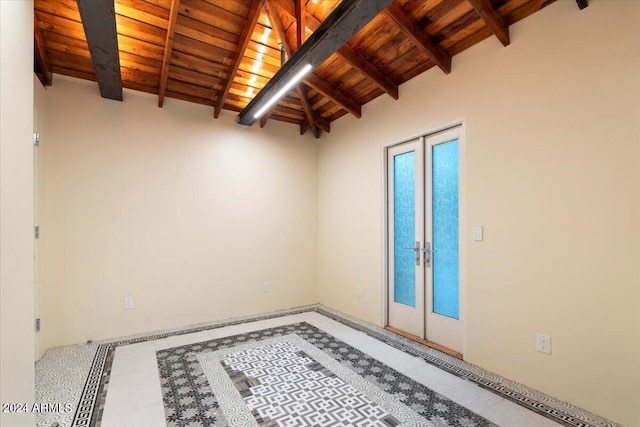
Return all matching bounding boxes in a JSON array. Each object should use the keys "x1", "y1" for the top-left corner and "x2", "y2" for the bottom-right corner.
[{"x1": 100, "y1": 311, "x2": 561, "y2": 427}]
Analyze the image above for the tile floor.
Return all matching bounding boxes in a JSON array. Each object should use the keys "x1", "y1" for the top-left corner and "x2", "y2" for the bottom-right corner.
[{"x1": 99, "y1": 311, "x2": 562, "y2": 427}]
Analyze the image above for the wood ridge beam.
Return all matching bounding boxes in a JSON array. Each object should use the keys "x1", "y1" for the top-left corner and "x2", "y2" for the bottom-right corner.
[
  {"x1": 273, "y1": 0, "x2": 398, "y2": 100},
  {"x1": 34, "y1": 17, "x2": 52, "y2": 87},
  {"x1": 384, "y1": 1, "x2": 451, "y2": 74},
  {"x1": 467, "y1": 0, "x2": 510, "y2": 46},
  {"x1": 158, "y1": 0, "x2": 180, "y2": 107},
  {"x1": 213, "y1": 0, "x2": 262, "y2": 118},
  {"x1": 77, "y1": 0, "x2": 123, "y2": 100}
]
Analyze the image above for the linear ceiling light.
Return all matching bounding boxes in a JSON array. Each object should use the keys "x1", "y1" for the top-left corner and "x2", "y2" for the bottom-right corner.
[
  {"x1": 238, "y1": 0, "x2": 394, "y2": 126},
  {"x1": 254, "y1": 64, "x2": 312, "y2": 119}
]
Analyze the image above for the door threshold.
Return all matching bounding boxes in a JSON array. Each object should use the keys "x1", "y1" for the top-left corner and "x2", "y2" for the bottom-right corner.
[{"x1": 384, "y1": 326, "x2": 463, "y2": 360}]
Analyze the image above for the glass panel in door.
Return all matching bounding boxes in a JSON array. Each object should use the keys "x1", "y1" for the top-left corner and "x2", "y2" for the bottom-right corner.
[
  {"x1": 431, "y1": 139, "x2": 459, "y2": 319},
  {"x1": 393, "y1": 151, "x2": 416, "y2": 307}
]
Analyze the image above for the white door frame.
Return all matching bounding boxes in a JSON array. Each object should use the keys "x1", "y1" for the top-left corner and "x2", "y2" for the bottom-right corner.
[
  {"x1": 382, "y1": 122, "x2": 465, "y2": 354},
  {"x1": 424, "y1": 127, "x2": 464, "y2": 351},
  {"x1": 387, "y1": 139, "x2": 424, "y2": 338}
]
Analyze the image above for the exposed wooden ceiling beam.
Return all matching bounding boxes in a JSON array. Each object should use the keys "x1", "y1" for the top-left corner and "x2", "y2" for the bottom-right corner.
[
  {"x1": 467, "y1": 0, "x2": 510, "y2": 46},
  {"x1": 337, "y1": 46, "x2": 398, "y2": 99},
  {"x1": 300, "y1": 120, "x2": 309, "y2": 135},
  {"x1": 295, "y1": 0, "x2": 306, "y2": 51},
  {"x1": 304, "y1": 75, "x2": 361, "y2": 118},
  {"x1": 384, "y1": 1, "x2": 451, "y2": 74},
  {"x1": 158, "y1": 0, "x2": 180, "y2": 107},
  {"x1": 269, "y1": 0, "x2": 295, "y2": 18},
  {"x1": 273, "y1": 0, "x2": 398, "y2": 100},
  {"x1": 295, "y1": 0, "x2": 320, "y2": 138},
  {"x1": 239, "y1": 0, "x2": 394, "y2": 127},
  {"x1": 302, "y1": 116, "x2": 330, "y2": 134},
  {"x1": 314, "y1": 115, "x2": 330, "y2": 134},
  {"x1": 34, "y1": 17, "x2": 52, "y2": 87},
  {"x1": 77, "y1": 0, "x2": 123, "y2": 101},
  {"x1": 213, "y1": 0, "x2": 262, "y2": 118},
  {"x1": 297, "y1": 85, "x2": 320, "y2": 137},
  {"x1": 260, "y1": 0, "x2": 290, "y2": 129},
  {"x1": 576, "y1": 0, "x2": 589, "y2": 10},
  {"x1": 259, "y1": 102, "x2": 330, "y2": 133}
]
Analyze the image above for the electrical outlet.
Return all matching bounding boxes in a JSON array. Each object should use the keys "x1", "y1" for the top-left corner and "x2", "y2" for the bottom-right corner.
[
  {"x1": 123, "y1": 296, "x2": 134, "y2": 310},
  {"x1": 537, "y1": 333, "x2": 551, "y2": 354},
  {"x1": 262, "y1": 282, "x2": 271, "y2": 293},
  {"x1": 356, "y1": 286, "x2": 363, "y2": 298}
]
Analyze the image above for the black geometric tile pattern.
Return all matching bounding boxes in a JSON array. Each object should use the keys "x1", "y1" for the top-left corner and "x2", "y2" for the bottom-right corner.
[
  {"x1": 62, "y1": 305, "x2": 620, "y2": 427},
  {"x1": 216, "y1": 340, "x2": 404, "y2": 426},
  {"x1": 157, "y1": 322, "x2": 495, "y2": 427}
]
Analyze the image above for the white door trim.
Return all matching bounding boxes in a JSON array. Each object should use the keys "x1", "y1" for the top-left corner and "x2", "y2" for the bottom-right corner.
[
  {"x1": 424, "y1": 126, "x2": 463, "y2": 352},
  {"x1": 387, "y1": 139, "x2": 424, "y2": 338},
  {"x1": 382, "y1": 122, "x2": 465, "y2": 354}
]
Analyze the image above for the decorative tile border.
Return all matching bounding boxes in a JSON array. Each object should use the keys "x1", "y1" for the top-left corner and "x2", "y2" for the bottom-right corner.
[
  {"x1": 34, "y1": 304, "x2": 620, "y2": 427},
  {"x1": 164, "y1": 326, "x2": 491, "y2": 427},
  {"x1": 315, "y1": 307, "x2": 621, "y2": 427}
]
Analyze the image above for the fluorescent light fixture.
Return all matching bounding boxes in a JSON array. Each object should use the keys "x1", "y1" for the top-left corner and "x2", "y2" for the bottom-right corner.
[
  {"x1": 253, "y1": 64, "x2": 313, "y2": 119},
  {"x1": 238, "y1": 0, "x2": 394, "y2": 127}
]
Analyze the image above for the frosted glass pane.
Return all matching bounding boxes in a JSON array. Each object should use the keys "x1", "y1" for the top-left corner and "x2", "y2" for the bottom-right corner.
[
  {"x1": 393, "y1": 151, "x2": 416, "y2": 307},
  {"x1": 432, "y1": 140, "x2": 459, "y2": 319}
]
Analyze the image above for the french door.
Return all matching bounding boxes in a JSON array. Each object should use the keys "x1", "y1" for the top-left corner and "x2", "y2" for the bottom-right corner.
[{"x1": 387, "y1": 126, "x2": 462, "y2": 353}]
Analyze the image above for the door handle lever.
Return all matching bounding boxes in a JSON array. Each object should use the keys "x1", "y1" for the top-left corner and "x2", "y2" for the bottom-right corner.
[
  {"x1": 401, "y1": 241, "x2": 421, "y2": 266},
  {"x1": 421, "y1": 242, "x2": 431, "y2": 267}
]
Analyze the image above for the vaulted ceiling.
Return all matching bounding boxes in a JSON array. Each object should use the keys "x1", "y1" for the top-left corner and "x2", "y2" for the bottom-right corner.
[{"x1": 34, "y1": 0, "x2": 583, "y2": 138}]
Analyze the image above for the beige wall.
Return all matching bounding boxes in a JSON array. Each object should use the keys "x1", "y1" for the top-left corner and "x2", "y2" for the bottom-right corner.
[
  {"x1": 318, "y1": 1, "x2": 640, "y2": 425},
  {"x1": 0, "y1": 1, "x2": 36, "y2": 426},
  {"x1": 38, "y1": 76, "x2": 318, "y2": 348}
]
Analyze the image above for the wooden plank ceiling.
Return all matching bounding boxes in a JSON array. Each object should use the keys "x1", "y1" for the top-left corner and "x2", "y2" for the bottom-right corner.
[{"x1": 34, "y1": 0, "x2": 560, "y2": 138}]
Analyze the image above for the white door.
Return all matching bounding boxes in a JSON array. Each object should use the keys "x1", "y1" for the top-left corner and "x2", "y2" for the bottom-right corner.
[
  {"x1": 387, "y1": 127, "x2": 462, "y2": 353},
  {"x1": 387, "y1": 139, "x2": 424, "y2": 337}
]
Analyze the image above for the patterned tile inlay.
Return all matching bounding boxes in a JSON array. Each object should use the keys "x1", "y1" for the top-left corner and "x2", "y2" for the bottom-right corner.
[
  {"x1": 34, "y1": 304, "x2": 622, "y2": 427},
  {"x1": 158, "y1": 323, "x2": 494, "y2": 427},
  {"x1": 201, "y1": 335, "x2": 430, "y2": 426}
]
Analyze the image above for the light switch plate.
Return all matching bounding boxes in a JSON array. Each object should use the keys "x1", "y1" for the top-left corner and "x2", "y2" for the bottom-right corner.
[{"x1": 472, "y1": 226, "x2": 483, "y2": 241}]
